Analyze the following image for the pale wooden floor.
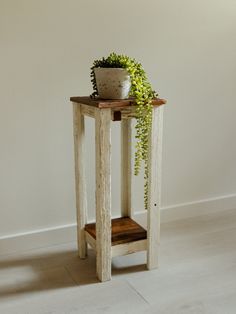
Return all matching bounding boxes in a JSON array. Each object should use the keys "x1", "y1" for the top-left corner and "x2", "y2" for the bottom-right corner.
[{"x1": 0, "y1": 208, "x2": 236, "y2": 314}]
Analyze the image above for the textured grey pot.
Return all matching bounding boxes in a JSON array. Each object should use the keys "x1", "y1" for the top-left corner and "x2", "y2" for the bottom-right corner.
[{"x1": 94, "y1": 68, "x2": 131, "y2": 99}]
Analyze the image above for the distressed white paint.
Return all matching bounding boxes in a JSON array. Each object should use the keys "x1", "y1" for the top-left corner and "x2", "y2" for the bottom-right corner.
[
  {"x1": 80, "y1": 104, "x2": 96, "y2": 119},
  {"x1": 121, "y1": 118, "x2": 132, "y2": 217},
  {"x1": 85, "y1": 232, "x2": 147, "y2": 258},
  {"x1": 147, "y1": 106, "x2": 164, "y2": 269},
  {"x1": 85, "y1": 231, "x2": 96, "y2": 251},
  {"x1": 95, "y1": 108, "x2": 112, "y2": 282},
  {"x1": 73, "y1": 103, "x2": 87, "y2": 259},
  {"x1": 112, "y1": 239, "x2": 147, "y2": 258}
]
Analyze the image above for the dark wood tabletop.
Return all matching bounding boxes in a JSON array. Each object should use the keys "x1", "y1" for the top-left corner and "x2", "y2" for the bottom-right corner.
[{"x1": 70, "y1": 96, "x2": 166, "y2": 109}]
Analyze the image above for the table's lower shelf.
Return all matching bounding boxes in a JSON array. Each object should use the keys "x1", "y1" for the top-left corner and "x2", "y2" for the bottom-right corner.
[{"x1": 84, "y1": 217, "x2": 147, "y2": 257}]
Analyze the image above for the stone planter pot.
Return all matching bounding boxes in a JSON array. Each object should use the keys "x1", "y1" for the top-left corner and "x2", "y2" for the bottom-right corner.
[{"x1": 94, "y1": 68, "x2": 131, "y2": 99}]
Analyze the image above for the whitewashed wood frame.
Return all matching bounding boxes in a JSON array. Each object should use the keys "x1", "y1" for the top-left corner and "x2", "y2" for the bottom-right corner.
[
  {"x1": 147, "y1": 106, "x2": 164, "y2": 269},
  {"x1": 73, "y1": 103, "x2": 88, "y2": 259},
  {"x1": 121, "y1": 118, "x2": 132, "y2": 217},
  {"x1": 95, "y1": 108, "x2": 112, "y2": 282},
  {"x1": 112, "y1": 239, "x2": 147, "y2": 257}
]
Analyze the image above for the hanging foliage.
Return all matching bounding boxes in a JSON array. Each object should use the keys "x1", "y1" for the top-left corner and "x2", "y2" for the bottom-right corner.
[{"x1": 90, "y1": 53, "x2": 158, "y2": 209}]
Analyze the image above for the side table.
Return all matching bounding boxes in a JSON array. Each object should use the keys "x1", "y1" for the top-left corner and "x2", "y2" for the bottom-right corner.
[{"x1": 70, "y1": 96, "x2": 166, "y2": 282}]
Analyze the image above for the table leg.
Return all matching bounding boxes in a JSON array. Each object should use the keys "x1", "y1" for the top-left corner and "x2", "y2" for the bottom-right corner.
[
  {"x1": 147, "y1": 105, "x2": 164, "y2": 269},
  {"x1": 95, "y1": 108, "x2": 112, "y2": 282},
  {"x1": 73, "y1": 103, "x2": 87, "y2": 259},
  {"x1": 121, "y1": 118, "x2": 132, "y2": 217}
]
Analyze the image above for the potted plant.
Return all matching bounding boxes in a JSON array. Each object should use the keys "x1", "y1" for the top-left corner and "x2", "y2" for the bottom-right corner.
[{"x1": 90, "y1": 53, "x2": 158, "y2": 209}]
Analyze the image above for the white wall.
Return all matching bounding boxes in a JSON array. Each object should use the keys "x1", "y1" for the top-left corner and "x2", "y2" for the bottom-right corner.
[{"x1": 0, "y1": 0, "x2": 236, "y2": 243}]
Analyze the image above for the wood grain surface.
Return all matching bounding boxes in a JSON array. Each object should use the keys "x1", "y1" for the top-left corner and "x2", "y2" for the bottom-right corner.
[
  {"x1": 85, "y1": 217, "x2": 147, "y2": 246},
  {"x1": 70, "y1": 96, "x2": 166, "y2": 108}
]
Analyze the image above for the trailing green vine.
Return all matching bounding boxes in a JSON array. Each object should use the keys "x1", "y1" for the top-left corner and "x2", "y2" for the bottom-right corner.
[{"x1": 90, "y1": 53, "x2": 158, "y2": 209}]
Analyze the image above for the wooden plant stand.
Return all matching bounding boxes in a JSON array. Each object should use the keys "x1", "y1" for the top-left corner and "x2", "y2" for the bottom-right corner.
[{"x1": 71, "y1": 96, "x2": 166, "y2": 282}]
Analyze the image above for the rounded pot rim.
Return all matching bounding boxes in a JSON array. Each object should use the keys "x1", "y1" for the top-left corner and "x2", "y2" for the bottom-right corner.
[{"x1": 94, "y1": 67, "x2": 127, "y2": 71}]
